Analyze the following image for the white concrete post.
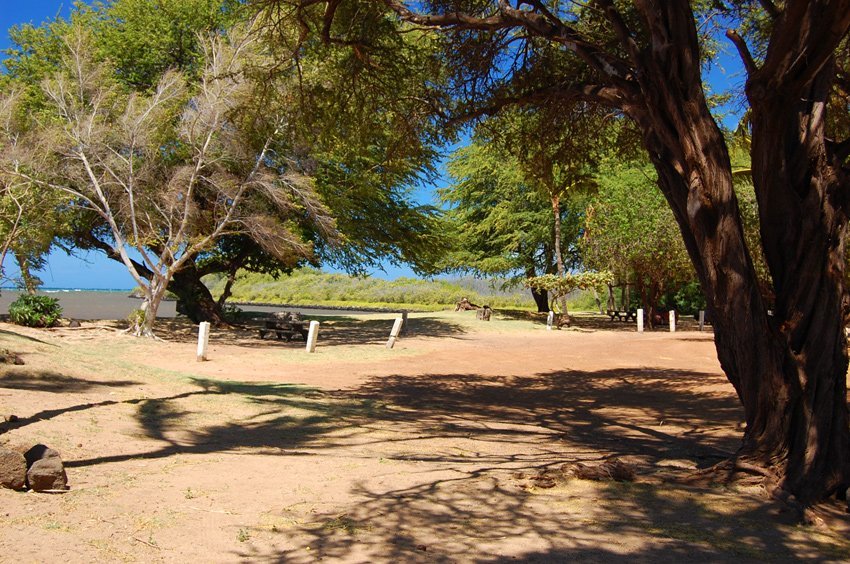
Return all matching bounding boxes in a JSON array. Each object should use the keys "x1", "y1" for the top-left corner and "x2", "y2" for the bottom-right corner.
[
  {"x1": 306, "y1": 320, "x2": 320, "y2": 353},
  {"x1": 546, "y1": 311, "x2": 554, "y2": 331},
  {"x1": 386, "y1": 317, "x2": 404, "y2": 349},
  {"x1": 637, "y1": 308, "x2": 644, "y2": 333},
  {"x1": 196, "y1": 321, "x2": 210, "y2": 362},
  {"x1": 698, "y1": 310, "x2": 705, "y2": 332},
  {"x1": 401, "y1": 311, "x2": 409, "y2": 335},
  {"x1": 669, "y1": 310, "x2": 676, "y2": 332}
]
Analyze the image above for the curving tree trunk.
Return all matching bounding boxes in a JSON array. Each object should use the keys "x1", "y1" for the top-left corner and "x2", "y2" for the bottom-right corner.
[
  {"x1": 628, "y1": 0, "x2": 850, "y2": 504},
  {"x1": 170, "y1": 264, "x2": 228, "y2": 325},
  {"x1": 277, "y1": 0, "x2": 850, "y2": 504},
  {"x1": 735, "y1": 2, "x2": 850, "y2": 503}
]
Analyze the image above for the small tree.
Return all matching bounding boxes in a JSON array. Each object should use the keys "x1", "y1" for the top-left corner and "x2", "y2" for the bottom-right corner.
[
  {"x1": 480, "y1": 105, "x2": 605, "y2": 322},
  {"x1": 582, "y1": 160, "x2": 695, "y2": 325},
  {"x1": 441, "y1": 140, "x2": 585, "y2": 312}
]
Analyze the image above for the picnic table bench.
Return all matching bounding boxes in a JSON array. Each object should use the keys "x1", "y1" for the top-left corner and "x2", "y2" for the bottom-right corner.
[
  {"x1": 607, "y1": 309, "x2": 637, "y2": 322},
  {"x1": 258, "y1": 312, "x2": 309, "y2": 341}
]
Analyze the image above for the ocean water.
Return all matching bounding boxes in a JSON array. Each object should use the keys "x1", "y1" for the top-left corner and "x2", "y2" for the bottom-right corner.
[
  {"x1": 0, "y1": 289, "x2": 176, "y2": 320},
  {"x1": 0, "y1": 289, "x2": 393, "y2": 320}
]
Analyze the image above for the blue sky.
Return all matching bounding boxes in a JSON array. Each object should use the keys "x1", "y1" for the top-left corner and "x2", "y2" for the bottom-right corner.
[{"x1": 1, "y1": 2, "x2": 744, "y2": 289}]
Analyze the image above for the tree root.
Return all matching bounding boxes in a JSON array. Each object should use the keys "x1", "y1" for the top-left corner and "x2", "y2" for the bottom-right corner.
[{"x1": 679, "y1": 457, "x2": 782, "y2": 493}]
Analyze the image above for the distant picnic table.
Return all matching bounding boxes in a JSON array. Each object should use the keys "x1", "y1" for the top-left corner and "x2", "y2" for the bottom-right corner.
[
  {"x1": 258, "y1": 312, "x2": 309, "y2": 341},
  {"x1": 607, "y1": 309, "x2": 636, "y2": 322}
]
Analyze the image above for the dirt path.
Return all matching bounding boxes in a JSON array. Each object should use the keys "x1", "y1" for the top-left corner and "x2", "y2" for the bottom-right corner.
[{"x1": 0, "y1": 311, "x2": 848, "y2": 562}]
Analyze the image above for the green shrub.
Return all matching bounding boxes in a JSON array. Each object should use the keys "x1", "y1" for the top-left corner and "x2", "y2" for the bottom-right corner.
[{"x1": 8, "y1": 295, "x2": 63, "y2": 328}]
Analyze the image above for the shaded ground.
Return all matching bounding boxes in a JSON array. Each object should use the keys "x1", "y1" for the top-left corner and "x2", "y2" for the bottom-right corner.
[{"x1": 0, "y1": 310, "x2": 847, "y2": 562}]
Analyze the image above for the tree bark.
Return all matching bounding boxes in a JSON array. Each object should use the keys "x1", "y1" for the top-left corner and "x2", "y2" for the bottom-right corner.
[
  {"x1": 13, "y1": 252, "x2": 38, "y2": 295},
  {"x1": 627, "y1": 0, "x2": 850, "y2": 503},
  {"x1": 551, "y1": 193, "x2": 571, "y2": 325},
  {"x1": 530, "y1": 286, "x2": 550, "y2": 313},
  {"x1": 739, "y1": 1, "x2": 850, "y2": 503},
  {"x1": 293, "y1": 0, "x2": 850, "y2": 503},
  {"x1": 170, "y1": 264, "x2": 228, "y2": 325}
]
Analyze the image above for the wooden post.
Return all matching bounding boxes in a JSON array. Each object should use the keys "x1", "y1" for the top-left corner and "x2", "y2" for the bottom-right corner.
[
  {"x1": 669, "y1": 310, "x2": 676, "y2": 332},
  {"x1": 401, "y1": 311, "x2": 409, "y2": 335},
  {"x1": 698, "y1": 310, "x2": 705, "y2": 332},
  {"x1": 306, "y1": 320, "x2": 320, "y2": 353},
  {"x1": 196, "y1": 321, "x2": 210, "y2": 362},
  {"x1": 637, "y1": 309, "x2": 644, "y2": 333},
  {"x1": 386, "y1": 317, "x2": 404, "y2": 349},
  {"x1": 546, "y1": 311, "x2": 554, "y2": 331}
]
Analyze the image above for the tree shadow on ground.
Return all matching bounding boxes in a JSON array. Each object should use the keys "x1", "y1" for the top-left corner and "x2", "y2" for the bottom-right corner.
[
  {"x1": 46, "y1": 364, "x2": 849, "y2": 561},
  {"x1": 342, "y1": 368, "x2": 742, "y2": 464},
  {"x1": 145, "y1": 316, "x2": 466, "y2": 348},
  {"x1": 1, "y1": 389, "x2": 214, "y2": 437},
  {"x1": 316, "y1": 316, "x2": 467, "y2": 346},
  {"x1": 0, "y1": 327, "x2": 57, "y2": 346},
  {"x1": 226, "y1": 367, "x2": 847, "y2": 562},
  {"x1": 236, "y1": 474, "x2": 848, "y2": 563},
  {"x1": 63, "y1": 378, "x2": 353, "y2": 467},
  {"x1": 0, "y1": 369, "x2": 139, "y2": 393},
  {"x1": 63, "y1": 367, "x2": 742, "y2": 470}
]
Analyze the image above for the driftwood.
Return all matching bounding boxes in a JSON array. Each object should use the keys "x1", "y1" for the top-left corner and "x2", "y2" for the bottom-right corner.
[
  {"x1": 455, "y1": 297, "x2": 480, "y2": 311},
  {"x1": 565, "y1": 459, "x2": 637, "y2": 482}
]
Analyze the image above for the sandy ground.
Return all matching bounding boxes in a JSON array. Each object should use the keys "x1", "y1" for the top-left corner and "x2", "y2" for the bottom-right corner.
[{"x1": 0, "y1": 310, "x2": 848, "y2": 563}]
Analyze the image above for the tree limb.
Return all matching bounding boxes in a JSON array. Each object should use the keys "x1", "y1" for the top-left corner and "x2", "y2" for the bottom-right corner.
[
  {"x1": 758, "y1": 0, "x2": 781, "y2": 19},
  {"x1": 726, "y1": 29, "x2": 758, "y2": 76}
]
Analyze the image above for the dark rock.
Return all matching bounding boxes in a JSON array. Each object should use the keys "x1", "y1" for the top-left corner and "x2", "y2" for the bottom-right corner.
[
  {"x1": 68, "y1": 319, "x2": 81, "y2": 328},
  {"x1": 4, "y1": 415, "x2": 18, "y2": 423},
  {"x1": 24, "y1": 445, "x2": 68, "y2": 492},
  {"x1": 0, "y1": 448, "x2": 27, "y2": 490},
  {"x1": 0, "y1": 349, "x2": 23, "y2": 365}
]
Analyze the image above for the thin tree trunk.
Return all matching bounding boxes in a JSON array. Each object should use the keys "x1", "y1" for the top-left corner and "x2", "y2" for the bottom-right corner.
[
  {"x1": 138, "y1": 280, "x2": 168, "y2": 338},
  {"x1": 13, "y1": 252, "x2": 38, "y2": 295},
  {"x1": 551, "y1": 194, "x2": 571, "y2": 325},
  {"x1": 592, "y1": 287, "x2": 604, "y2": 314}
]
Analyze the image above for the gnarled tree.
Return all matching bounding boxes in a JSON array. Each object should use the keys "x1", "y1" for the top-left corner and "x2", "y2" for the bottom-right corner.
[
  {"x1": 256, "y1": 0, "x2": 850, "y2": 504},
  {"x1": 3, "y1": 28, "x2": 333, "y2": 336}
]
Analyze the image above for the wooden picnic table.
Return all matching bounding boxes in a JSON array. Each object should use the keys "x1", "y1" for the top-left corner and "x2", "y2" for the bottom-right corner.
[
  {"x1": 258, "y1": 319, "x2": 309, "y2": 341},
  {"x1": 607, "y1": 309, "x2": 637, "y2": 322}
]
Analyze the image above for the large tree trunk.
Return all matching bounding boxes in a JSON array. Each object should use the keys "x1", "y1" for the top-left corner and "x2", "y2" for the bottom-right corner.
[
  {"x1": 629, "y1": 1, "x2": 850, "y2": 504},
  {"x1": 169, "y1": 264, "x2": 227, "y2": 325},
  {"x1": 739, "y1": 1, "x2": 850, "y2": 503}
]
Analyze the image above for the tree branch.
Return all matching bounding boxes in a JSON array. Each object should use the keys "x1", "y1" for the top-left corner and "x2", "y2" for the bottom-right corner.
[
  {"x1": 758, "y1": 0, "x2": 781, "y2": 19},
  {"x1": 726, "y1": 29, "x2": 758, "y2": 76},
  {"x1": 450, "y1": 82, "x2": 625, "y2": 125},
  {"x1": 594, "y1": 0, "x2": 642, "y2": 66}
]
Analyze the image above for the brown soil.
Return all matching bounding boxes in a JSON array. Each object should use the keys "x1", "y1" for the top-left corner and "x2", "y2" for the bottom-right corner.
[{"x1": 0, "y1": 311, "x2": 848, "y2": 563}]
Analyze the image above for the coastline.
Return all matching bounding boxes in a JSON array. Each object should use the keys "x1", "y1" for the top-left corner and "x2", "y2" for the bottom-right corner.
[{"x1": 0, "y1": 289, "x2": 411, "y2": 320}]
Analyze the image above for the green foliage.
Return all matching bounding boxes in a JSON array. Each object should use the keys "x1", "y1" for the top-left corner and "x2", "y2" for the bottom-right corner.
[
  {"x1": 441, "y1": 141, "x2": 585, "y2": 279},
  {"x1": 127, "y1": 308, "x2": 147, "y2": 327},
  {"x1": 87, "y1": 0, "x2": 241, "y2": 90},
  {"x1": 204, "y1": 268, "x2": 536, "y2": 310},
  {"x1": 667, "y1": 282, "x2": 707, "y2": 315},
  {"x1": 8, "y1": 294, "x2": 62, "y2": 327},
  {"x1": 582, "y1": 160, "x2": 695, "y2": 311},
  {"x1": 525, "y1": 272, "x2": 614, "y2": 300}
]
